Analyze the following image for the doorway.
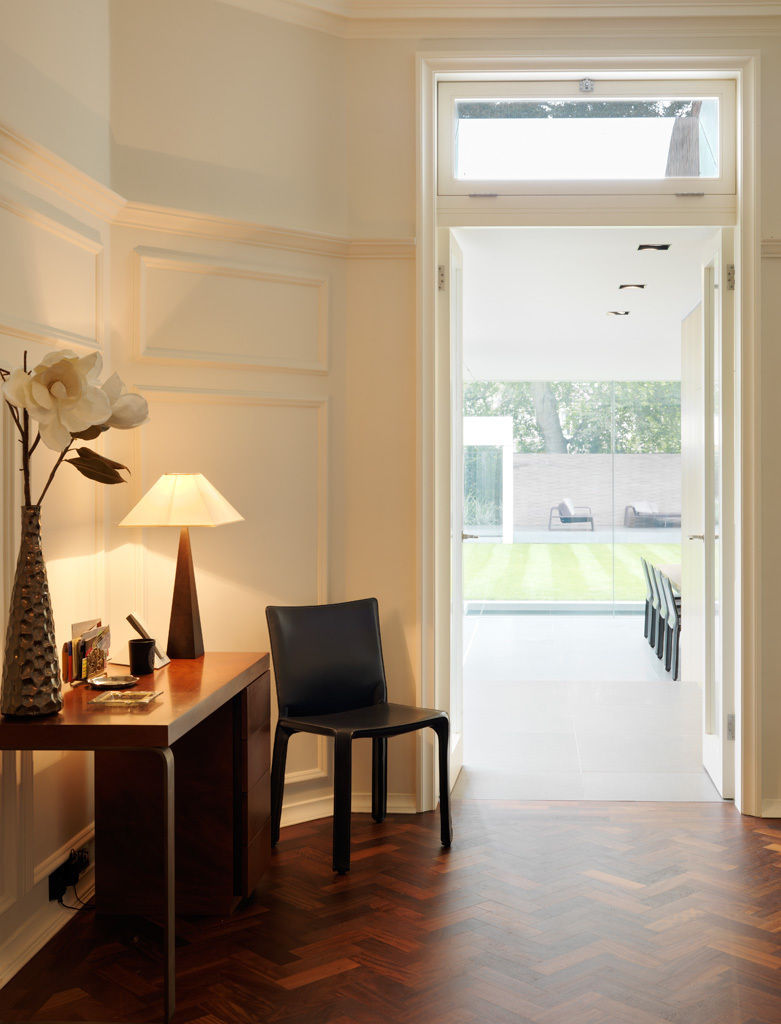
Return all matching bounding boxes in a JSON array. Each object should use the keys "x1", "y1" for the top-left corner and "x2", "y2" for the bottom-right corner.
[{"x1": 446, "y1": 226, "x2": 733, "y2": 802}]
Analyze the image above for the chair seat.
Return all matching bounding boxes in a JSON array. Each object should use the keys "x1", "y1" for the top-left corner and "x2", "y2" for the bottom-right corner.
[{"x1": 281, "y1": 701, "x2": 446, "y2": 740}]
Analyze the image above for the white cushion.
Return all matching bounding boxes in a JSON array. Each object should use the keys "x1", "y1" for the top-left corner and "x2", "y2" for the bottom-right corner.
[
  {"x1": 633, "y1": 501, "x2": 657, "y2": 516},
  {"x1": 558, "y1": 498, "x2": 575, "y2": 517}
]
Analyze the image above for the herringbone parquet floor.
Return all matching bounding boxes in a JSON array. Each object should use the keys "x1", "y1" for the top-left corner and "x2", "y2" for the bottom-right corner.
[{"x1": 3, "y1": 800, "x2": 781, "y2": 1023}]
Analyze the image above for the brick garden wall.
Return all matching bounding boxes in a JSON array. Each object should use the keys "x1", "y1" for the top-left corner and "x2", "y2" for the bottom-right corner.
[{"x1": 513, "y1": 453, "x2": 681, "y2": 531}]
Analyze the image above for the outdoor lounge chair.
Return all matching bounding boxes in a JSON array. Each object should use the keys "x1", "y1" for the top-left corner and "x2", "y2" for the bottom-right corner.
[
  {"x1": 548, "y1": 497, "x2": 594, "y2": 531},
  {"x1": 624, "y1": 502, "x2": 681, "y2": 528}
]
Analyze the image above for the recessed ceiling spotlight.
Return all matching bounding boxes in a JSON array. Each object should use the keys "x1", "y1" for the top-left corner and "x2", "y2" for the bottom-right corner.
[
  {"x1": 607, "y1": 310, "x2": 630, "y2": 316},
  {"x1": 637, "y1": 243, "x2": 671, "y2": 251},
  {"x1": 619, "y1": 283, "x2": 646, "y2": 290}
]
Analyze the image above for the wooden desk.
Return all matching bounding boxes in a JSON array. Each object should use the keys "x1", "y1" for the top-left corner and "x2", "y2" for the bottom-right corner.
[{"x1": 0, "y1": 652, "x2": 271, "y2": 1023}]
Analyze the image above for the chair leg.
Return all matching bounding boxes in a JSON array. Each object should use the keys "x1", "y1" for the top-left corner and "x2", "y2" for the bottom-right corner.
[
  {"x1": 372, "y1": 736, "x2": 388, "y2": 823},
  {"x1": 649, "y1": 608, "x2": 657, "y2": 649},
  {"x1": 665, "y1": 625, "x2": 673, "y2": 673},
  {"x1": 672, "y1": 627, "x2": 680, "y2": 681},
  {"x1": 333, "y1": 732, "x2": 353, "y2": 874},
  {"x1": 432, "y1": 718, "x2": 453, "y2": 848},
  {"x1": 270, "y1": 723, "x2": 292, "y2": 847},
  {"x1": 656, "y1": 618, "x2": 665, "y2": 659},
  {"x1": 644, "y1": 600, "x2": 651, "y2": 639}
]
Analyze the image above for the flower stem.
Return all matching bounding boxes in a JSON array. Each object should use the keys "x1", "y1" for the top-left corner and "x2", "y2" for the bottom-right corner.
[
  {"x1": 37, "y1": 442, "x2": 73, "y2": 506},
  {"x1": 22, "y1": 409, "x2": 31, "y2": 506},
  {"x1": 28, "y1": 431, "x2": 41, "y2": 457}
]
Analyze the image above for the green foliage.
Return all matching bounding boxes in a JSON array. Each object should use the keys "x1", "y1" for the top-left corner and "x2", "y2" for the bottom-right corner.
[
  {"x1": 463, "y1": 380, "x2": 681, "y2": 455},
  {"x1": 464, "y1": 445, "x2": 502, "y2": 526}
]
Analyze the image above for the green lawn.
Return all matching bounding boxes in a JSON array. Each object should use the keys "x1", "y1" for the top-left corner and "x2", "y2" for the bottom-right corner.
[{"x1": 463, "y1": 542, "x2": 680, "y2": 602}]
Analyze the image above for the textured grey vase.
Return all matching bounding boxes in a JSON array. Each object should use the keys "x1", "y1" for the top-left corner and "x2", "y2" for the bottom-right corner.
[{"x1": 1, "y1": 506, "x2": 62, "y2": 717}]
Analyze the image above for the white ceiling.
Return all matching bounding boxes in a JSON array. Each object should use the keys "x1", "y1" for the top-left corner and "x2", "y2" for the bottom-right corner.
[{"x1": 453, "y1": 226, "x2": 719, "y2": 382}]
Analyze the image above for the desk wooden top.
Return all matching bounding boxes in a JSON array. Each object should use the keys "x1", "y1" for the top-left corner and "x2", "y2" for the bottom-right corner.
[{"x1": 0, "y1": 652, "x2": 269, "y2": 751}]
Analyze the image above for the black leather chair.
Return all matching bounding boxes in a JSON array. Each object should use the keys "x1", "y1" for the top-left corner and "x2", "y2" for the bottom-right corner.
[{"x1": 266, "y1": 598, "x2": 453, "y2": 874}]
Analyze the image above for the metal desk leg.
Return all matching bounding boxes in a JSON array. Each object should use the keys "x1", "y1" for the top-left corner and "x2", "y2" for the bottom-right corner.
[{"x1": 153, "y1": 746, "x2": 175, "y2": 1022}]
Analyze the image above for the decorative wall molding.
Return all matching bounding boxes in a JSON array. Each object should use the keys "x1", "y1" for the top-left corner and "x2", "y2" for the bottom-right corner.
[
  {"x1": 0, "y1": 194, "x2": 103, "y2": 352},
  {"x1": 761, "y1": 240, "x2": 781, "y2": 258},
  {"x1": 133, "y1": 247, "x2": 329, "y2": 373},
  {"x1": 115, "y1": 202, "x2": 415, "y2": 261},
  {"x1": 280, "y1": 791, "x2": 418, "y2": 828},
  {"x1": 285, "y1": 736, "x2": 330, "y2": 785},
  {"x1": 33, "y1": 823, "x2": 94, "y2": 887},
  {"x1": 0, "y1": 122, "x2": 124, "y2": 222},
  {"x1": 221, "y1": 0, "x2": 781, "y2": 37},
  {"x1": 0, "y1": 867, "x2": 95, "y2": 990},
  {"x1": 134, "y1": 385, "x2": 330, "y2": 606}
]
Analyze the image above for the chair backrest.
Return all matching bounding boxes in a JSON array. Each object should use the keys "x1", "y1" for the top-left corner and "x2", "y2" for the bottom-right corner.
[
  {"x1": 640, "y1": 557, "x2": 653, "y2": 602},
  {"x1": 266, "y1": 598, "x2": 388, "y2": 717},
  {"x1": 653, "y1": 566, "x2": 668, "y2": 621},
  {"x1": 662, "y1": 574, "x2": 679, "y2": 629}
]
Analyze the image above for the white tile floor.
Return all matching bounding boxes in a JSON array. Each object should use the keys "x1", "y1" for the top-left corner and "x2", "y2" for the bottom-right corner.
[{"x1": 454, "y1": 613, "x2": 720, "y2": 802}]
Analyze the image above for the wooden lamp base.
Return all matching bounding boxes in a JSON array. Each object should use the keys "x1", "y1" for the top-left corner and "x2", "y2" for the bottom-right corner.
[{"x1": 167, "y1": 527, "x2": 204, "y2": 659}]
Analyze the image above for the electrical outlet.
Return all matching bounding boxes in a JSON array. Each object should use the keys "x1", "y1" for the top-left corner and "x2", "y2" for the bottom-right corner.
[{"x1": 48, "y1": 847, "x2": 90, "y2": 902}]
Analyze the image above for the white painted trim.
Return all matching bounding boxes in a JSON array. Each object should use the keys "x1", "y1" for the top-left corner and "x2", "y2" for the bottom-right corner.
[
  {"x1": 0, "y1": 122, "x2": 124, "y2": 222},
  {"x1": 220, "y1": 0, "x2": 781, "y2": 37},
  {"x1": 0, "y1": 867, "x2": 95, "y2": 990},
  {"x1": 132, "y1": 247, "x2": 329, "y2": 374},
  {"x1": 33, "y1": 823, "x2": 94, "y2": 886},
  {"x1": 438, "y1": 194, "x2": 737, "y2": 226},
  {"x1": 115, "y1": 202, "x2": 415, "y2": 261},
  {"x1": 761, "y1": 240, "x2": 781, "y2": 258},
  {"x1": 417, "y1": 51, "x2": 761, "y2": 816},
  {"x1": 280, "y1": 791, "x2": 418, "y2": 828},
  {"x1": 285, "y1": 736, "x2": 330, "y2": 784}
]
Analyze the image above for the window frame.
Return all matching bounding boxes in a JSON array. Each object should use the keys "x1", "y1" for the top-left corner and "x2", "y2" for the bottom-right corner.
[{"x1": 437, "y1": 78, "x2": 736, "y2": 197}]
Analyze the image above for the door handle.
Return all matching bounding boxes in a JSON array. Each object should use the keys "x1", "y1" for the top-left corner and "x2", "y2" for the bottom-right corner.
[
  {"x1": 462, "y1": 532, "x2": 478, "y2": 541},
  {"x1": 688, "y1": 534, "x2": 704, "y2": 540}
]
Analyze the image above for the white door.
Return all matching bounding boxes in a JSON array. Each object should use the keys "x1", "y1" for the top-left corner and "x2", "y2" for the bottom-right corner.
[
  {"x1": 681, "y1": 233, "x2": 734, "y2": 797},
  {"x1": 448, "y1": 233, "x2": 465, "y2": 784}
]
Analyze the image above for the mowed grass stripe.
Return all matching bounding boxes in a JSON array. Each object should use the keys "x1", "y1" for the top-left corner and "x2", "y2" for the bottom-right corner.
[{"x1": 463, "y1": 543, "x2": 681, "y2": 602}]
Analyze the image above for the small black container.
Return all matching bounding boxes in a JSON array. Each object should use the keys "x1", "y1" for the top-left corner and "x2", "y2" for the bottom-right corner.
[{"x1": 128, "y1": 638, "x2": 156, "y2": 676}]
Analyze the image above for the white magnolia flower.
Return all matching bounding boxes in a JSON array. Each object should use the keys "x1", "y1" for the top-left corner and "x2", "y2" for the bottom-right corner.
[
  {"x1": 102, "y1": 372, "x2": 149, "y2": 430},
  {"x1": 3, "y1": 350, "x2": 111, "y2": 451}
]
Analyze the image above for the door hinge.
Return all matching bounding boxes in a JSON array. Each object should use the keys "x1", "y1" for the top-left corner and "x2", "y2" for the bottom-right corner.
[
  {"x1": 727, "y1": 713, "x2": 736, "y2": 741},
  {"x1": 438, "y1": 264, "x2": 447, "y2": 292},
  {"x1": 727, "y1": 264, "x2": 736, "y2": 291}
]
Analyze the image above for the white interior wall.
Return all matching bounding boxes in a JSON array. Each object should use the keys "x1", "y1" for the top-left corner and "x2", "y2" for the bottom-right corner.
[{"x1": 3, "y1": 0, "x2": 781, "y2": 984}]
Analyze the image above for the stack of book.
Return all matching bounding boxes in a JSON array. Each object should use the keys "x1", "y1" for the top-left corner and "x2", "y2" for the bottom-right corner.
[{"x1": 63, "y1": 619, "x2": 111, "y2": 682}]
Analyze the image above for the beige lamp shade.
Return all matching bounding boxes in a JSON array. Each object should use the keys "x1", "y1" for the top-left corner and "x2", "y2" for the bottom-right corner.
[{"x1": 119, "y1": 473, "x2": 243, "y2": 528}]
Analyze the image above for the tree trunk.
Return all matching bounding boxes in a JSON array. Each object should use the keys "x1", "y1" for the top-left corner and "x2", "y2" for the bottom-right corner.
[{"x1": 531, "y1": 382, "x2": 568, "y2": 453}]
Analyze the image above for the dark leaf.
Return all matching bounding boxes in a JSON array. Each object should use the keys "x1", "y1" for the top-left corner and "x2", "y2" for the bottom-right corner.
[
  {"x1": 71, "y1": 424, "x2": 109, "y2": 441},
  {"x1": 66, "y1": 456, "x2": 127, "y2": 485},
  {"x1": 74, "y1": 448, "x2": 129, "y2": 472}
]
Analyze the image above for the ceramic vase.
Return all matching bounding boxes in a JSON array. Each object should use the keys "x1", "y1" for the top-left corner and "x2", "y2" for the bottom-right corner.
[{"x1": 0, "y1": 506, "x2": 62, "y2": 717}]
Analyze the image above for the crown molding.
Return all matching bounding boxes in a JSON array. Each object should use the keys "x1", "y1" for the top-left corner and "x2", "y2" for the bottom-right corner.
[
  {"x1": 114, "y1": 202, "x2": 415, "y2": 259},
  {"x1": 0, "y1": 123, "x2": 125, "y2": 222},
  {"x1": 219, "y1": 0, "x2": 781, "y2": 37}
]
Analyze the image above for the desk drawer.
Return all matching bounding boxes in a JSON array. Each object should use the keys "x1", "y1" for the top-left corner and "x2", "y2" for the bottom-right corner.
[{"x1": 236, "y1": 671, "x2": 271, "y2": 896}]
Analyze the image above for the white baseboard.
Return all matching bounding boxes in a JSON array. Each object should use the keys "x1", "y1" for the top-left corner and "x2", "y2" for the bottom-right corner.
[
  {"x1": 0, "y1": 866, "x2": 95, "y2": 989},
  {"x1": 281, "y1": 791, "x2": 418, "y2": 828}
]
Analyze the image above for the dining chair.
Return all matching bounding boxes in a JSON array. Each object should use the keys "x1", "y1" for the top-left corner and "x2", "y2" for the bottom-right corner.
[
  {"x1": 266, "y1": 597, "x2": 453, "y2": 874},
  {"x1": 661, "y1": 574, "x2": 681, "y2": 680},
  {"x1": 652, "y1": 566, "x2": 669, "y2": 662},
  {"x1": 640, "y1": 557, "x2": 656, "y2": 645}
]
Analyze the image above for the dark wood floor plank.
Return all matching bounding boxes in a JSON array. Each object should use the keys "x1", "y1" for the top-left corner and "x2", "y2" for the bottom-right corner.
[{"x1": 3, "y1": 802, "x2": 781, "y2": 1023}]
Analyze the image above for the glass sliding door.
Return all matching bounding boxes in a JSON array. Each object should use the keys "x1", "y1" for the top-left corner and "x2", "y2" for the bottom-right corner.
[{"x1": 462, "y1": 380, "x2": 681, "y2": 613}]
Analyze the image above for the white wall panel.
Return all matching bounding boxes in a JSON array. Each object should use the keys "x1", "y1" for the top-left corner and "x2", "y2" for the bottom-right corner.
[
  {"x1": 131, "y1": 387, "x2": 328, "y2": 780},
  {"x1": 135, "y1": 249, "x2": 328, "y2": 372},
  {"x1": 0, "y1": 198, "x2": 101, "y2": 349}
]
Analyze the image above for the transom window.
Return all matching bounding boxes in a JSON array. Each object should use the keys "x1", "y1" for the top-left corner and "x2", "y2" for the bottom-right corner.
[{"x1": 437, "y1": 79, "x2": 735, "y2": 197}]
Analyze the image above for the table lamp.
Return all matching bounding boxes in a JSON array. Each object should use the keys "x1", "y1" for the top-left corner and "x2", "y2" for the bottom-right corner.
[{"x1": 120, "y1": 474, "x2": 243, "y2": 658}]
